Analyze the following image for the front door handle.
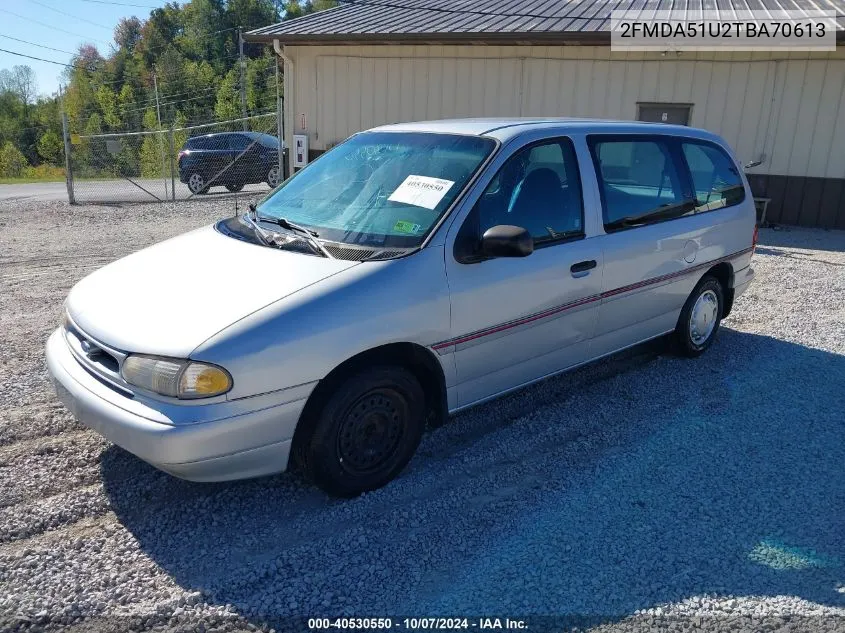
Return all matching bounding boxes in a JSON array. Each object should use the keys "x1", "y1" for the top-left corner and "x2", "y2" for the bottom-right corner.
[{"x1": 570, "y1": 260, "x2": 597, "y2": 276}]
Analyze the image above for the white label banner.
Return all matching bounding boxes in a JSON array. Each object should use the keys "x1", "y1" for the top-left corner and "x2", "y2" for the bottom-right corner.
[{"x1": 388, "y1": 175, "x2": 455, "y2": 210}]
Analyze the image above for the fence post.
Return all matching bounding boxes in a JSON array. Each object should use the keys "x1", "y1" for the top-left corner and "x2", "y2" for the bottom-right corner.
[
  {"x1": 168, "y1": 125, "x2": 176, "y2": 202},
  {"x1": 61, "y1": 111, "x2": 75, "y2": 205}
]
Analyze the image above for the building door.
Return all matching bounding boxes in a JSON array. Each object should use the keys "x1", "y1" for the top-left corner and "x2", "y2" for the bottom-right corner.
[{"x1": 637, "y1": 103, "x2": 691, "y2": 126}]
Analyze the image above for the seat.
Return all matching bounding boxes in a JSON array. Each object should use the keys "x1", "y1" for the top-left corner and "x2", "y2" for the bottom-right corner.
[{"x1": 507, "y1": 167, "x2": 566, "y2": 238}]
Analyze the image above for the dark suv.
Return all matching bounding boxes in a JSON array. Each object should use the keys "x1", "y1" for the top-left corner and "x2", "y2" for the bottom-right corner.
[{"x1": 178, "y1": 131, "x2": 283, "y2": 194}]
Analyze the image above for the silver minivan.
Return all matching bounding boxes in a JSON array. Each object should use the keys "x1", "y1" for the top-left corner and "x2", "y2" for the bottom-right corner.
[{"x1": 46, "y1": 118, "x2": 756, "y2": 496}]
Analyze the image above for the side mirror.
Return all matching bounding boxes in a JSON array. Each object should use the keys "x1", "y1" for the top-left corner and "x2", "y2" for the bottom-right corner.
[{"x1": 480, "y1": 225, "x2": 534, "y2": 258}]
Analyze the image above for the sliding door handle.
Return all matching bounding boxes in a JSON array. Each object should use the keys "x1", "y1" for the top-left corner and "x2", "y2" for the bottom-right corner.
[{"x1": 570, "y1": 260, "x2": 597, "y2": 275}]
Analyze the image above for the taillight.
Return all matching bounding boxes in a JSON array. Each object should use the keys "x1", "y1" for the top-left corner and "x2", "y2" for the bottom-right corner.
[
  {"x1": 752, "y1": 224, "x2": 759, "y2": 255},
  {"x1": 177, "y1": 150, "x2": 187, "y2": 163}
]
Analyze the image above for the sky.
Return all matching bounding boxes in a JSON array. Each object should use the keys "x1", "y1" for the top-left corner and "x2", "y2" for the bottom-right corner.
[{"x1": 0, "y1": 0, "x2": 171, "y2": 98}]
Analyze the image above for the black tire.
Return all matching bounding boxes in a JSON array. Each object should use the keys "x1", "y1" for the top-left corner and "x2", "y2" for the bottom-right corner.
[
  {"x1": 225, "y1": 183, "x2": 244, "y2": 192},
  {"x1": 303, "y1": 366, "x2": 425, "y2": 497},
  {"x1": 673, "y1": 275, "x2": 724, "y2": 357}
]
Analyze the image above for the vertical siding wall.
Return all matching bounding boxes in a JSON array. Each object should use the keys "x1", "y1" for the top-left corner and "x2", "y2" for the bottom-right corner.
[{"x1": 285, "y1": 45, "x2": 845, "y2": 228}]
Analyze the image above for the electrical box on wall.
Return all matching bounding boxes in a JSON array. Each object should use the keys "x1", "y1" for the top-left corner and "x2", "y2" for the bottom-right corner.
[{"x1": 293, "y1": 134, "x2": 308, "y2": 168}]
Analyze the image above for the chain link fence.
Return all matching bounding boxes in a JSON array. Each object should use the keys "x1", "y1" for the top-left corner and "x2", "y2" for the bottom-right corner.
[{"x1": 65, "y1": 112, "x2": 285, "y2": 204}]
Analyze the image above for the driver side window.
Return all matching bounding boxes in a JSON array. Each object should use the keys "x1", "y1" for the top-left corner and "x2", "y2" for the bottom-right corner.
[{"x1": 475, "y1": 138, "x2": 584, "y2": 245}]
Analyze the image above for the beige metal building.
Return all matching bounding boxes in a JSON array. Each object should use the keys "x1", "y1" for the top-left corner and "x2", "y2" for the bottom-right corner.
[{"x1": 247, "y1": 0, "x2": 845, "y2": 229}]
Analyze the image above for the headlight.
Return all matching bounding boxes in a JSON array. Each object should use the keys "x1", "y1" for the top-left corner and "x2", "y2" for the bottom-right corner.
[{"x1": 121, "y1": 355, "x2": 232, "y2": 399}]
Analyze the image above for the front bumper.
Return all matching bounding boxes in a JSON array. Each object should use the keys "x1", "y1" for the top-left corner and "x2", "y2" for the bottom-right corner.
[{"x1": 46, "y1": 329, "x2": 314, "y2": 482}]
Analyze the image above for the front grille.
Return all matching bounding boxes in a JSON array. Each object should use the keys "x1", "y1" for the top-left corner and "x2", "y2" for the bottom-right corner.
[{"x1": 63, "y1": 322, "x2": 131, "y2": 396}]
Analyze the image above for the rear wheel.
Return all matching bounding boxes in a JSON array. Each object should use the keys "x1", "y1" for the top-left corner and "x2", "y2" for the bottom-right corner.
[
  {"x1": 303, "y1": 366, "x2": 425, "y2": 497},
  {"x1": 225, "y1": 183, "x2": 244, "y2": 192},
  {"x1": 187, "y1": 173, "x2": 208, "y2": 195},
  {"x1": 673, "y1": 276, "x2": 724, "y2": 357}
]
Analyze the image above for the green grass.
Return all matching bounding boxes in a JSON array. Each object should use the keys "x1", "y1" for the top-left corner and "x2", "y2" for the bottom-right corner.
[{"x1": 0, "y1": 176, "x2": 66, "y2": 184}]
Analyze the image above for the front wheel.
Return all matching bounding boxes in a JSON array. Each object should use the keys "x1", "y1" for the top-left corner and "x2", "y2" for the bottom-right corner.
[
  {"x1": 673, "y1": 276, "x2": 724, "y2": 357},
  {"x1": 266, "y1": 165, "x2": 281, "y2": 188},
  {"x1": 303, "y1": 366, "x2": 425, "y2": 497}
]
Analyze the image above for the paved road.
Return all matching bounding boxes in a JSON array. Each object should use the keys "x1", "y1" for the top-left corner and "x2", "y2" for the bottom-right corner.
[
  {"x1": 0, "y1": 179, "x2": 272, "y2": 204},
  {"x1": 0, "y1": 181, "x2": 69, "y2": 203}
]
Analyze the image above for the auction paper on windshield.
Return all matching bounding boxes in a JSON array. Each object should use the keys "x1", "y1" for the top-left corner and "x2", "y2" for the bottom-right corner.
[{"x1": 388, "y1": 175, "x2": 455, "y2": 210}]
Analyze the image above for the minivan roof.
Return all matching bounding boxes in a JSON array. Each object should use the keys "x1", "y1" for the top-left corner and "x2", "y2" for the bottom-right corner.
[{"x1": 369, "y1": 117, "x2": 724, "y2": 145}]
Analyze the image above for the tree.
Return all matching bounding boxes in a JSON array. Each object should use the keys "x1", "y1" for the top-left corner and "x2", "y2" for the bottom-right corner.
[
  {"x1": 114, "y1": 16, "x2": 143, "y2": 51},
  {"x1": 0, "y1": 66, "x2": 37, "y2": 105},
  {"x1": 0, "y1": 141, "x2": 29, "y2": 177},
  {"x1": 227, "y1": 0, "x2": 278, "y2": 32},
  {"x1": 0, "y1": 0, "x2": 314, "y2": 178},
  {"x1": 311, "y1": 0, "x2": 338, "y2": 12},
  {"x1": 139, "y1": 108, "x2": 165, "y2": 177},
  {"x1": 96, "y1": 85, "x2": 121, "y2": 129},
  {"x1": 214, "y1": 69, "x2": 240, "y2": 120},
  {"x1": 36, "y1": 130, "x2": 63, "y2": 164},
  {"x1": 75, "y1": 45, "x2": 104, "y2": 72}
]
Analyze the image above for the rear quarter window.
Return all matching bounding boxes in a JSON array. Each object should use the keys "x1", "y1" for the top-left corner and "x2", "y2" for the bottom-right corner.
[{"x1": 681, "y1": 141, "x2": 745, "y2": 211}]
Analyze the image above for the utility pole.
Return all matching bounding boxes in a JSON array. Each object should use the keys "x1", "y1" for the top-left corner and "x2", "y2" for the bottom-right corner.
[
  {"x1": 239, "y1": 27, "x2": 248, "y2": 131},
  {"x1": 153, "y1": 71, "x2": 169, "y2": 199}
]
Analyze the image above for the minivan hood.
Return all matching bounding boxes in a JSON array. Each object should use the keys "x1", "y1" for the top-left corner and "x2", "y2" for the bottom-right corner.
[{"x1": 66, "y1": 224, "x2": 357, "y2": 357}]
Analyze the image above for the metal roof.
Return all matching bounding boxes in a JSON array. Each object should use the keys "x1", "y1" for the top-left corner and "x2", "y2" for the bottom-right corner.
[{"x1": 246, "y1": 0, "x2": 845, "y2": 44}]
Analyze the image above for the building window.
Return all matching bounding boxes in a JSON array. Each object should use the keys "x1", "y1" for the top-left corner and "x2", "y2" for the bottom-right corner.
[{"x1": 637, "y1": 103, "x2": 692, "y2": 126}]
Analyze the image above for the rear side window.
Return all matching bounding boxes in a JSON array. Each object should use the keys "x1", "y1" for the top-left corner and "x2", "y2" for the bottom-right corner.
[
  {"x1": 256, "y1": 133, "x2": 279, "y2": 149},
  {"x1": 590, "y1": 137, "x2": 692, "y2": 232},
  {"x1": 681, "y1": 141, "x2": 745, "y2": 211},
  {"x1": 229, "y1": 134, "x2": 251, "y2": 151}
]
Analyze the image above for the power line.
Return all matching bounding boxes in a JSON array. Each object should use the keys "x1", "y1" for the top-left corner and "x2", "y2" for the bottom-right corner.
[
  {"x1": 115, "y1": 86, "x2": 219, "y2": 112},
  {"x1": 85, "y1": 90, "x2": 221, "y2": 117},
  {"x1": 0, "y1": 46, "x2": 129, "y2": 89},
  {"x1": 29, "y1": 0, "x2": 114, "y2": 30},
  {"x1": 0, "y1": 46, "x2": 79, "y2": 67},
  {"x1": 0, "y1": 8, "x2": 110, "y2": 45},
  {"x1": 76, "y1": 0, "x2": 160, "y2": 7},
  {"x1": 0, "y1": 33, "x2": 76, "y2": 55}
]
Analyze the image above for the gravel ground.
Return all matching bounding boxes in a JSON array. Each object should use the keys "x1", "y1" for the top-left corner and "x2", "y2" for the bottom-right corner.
[{"x1": 1, "y1": 199, "x2": 844, "y2": 633}]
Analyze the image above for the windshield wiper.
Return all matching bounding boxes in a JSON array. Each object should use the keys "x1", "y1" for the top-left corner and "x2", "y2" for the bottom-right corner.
[
  {"x1": 248, "y1": 204, "x2": 334, "y2": 259},
  {"x1": 240, "y1": 207, "x2": 275, "y2": 247}
]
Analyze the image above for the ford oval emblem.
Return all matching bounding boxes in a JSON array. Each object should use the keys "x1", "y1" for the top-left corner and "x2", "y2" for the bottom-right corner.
[{"x1": 80, "y1": 340, "x2": 100, "y2": 358}]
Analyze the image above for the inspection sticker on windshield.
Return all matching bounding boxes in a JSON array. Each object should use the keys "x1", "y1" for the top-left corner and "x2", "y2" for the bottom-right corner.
[
  {"x1": 388, "y1": 175, "x2": 455, "y2": 210},
  {"x1": 393, "y1": 220, "x2": 423, "y2": 234}
]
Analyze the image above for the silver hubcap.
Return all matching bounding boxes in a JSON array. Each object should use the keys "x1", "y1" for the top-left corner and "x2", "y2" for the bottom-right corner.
[
  {"x1": 689, "y1": 289, "x2": 719, "y2": 346},
  {"x1": 268, "y1": 167, "x2": 280, "y2": 187},
  {"x1": 189, "y1": 173, "x2": 204, "y2": 193}
]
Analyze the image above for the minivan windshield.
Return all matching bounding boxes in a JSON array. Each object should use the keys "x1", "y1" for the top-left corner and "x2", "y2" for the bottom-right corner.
[{"x1": 256, "y1": 131, "x2": 495, "y2": 248}]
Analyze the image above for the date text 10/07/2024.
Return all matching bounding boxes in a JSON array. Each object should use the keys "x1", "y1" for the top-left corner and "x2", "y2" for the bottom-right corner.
[{"x1": 308, "y1": 618, "x2": 528, "y2": 630}]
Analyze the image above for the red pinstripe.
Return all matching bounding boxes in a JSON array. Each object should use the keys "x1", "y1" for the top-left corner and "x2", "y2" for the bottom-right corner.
[{"x1": 432, "y1": 247, "x2": 752, "y2": 351}]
